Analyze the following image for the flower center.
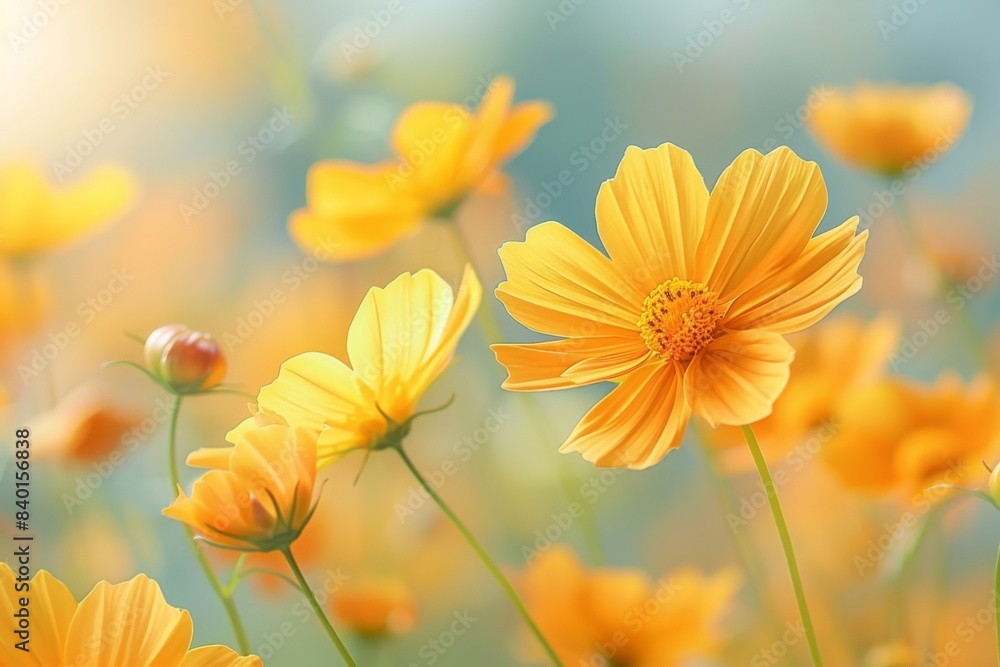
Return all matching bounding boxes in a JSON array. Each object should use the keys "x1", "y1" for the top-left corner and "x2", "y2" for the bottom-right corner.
[{"x1": 637, "y1": 278, "x2": 722, "y2": 361}]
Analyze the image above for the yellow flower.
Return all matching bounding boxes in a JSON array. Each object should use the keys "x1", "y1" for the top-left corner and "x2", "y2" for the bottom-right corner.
[
  {"x1": 214, "y1": 266, "x2": 481, "y2": 467},
  {"x1": 29, "y1": 384, "x2": 143, "y2": 462},
  {"x1": 331, "y1": 579, "x2": 418, "y2": 637},
  {"x1": 493, "y1": 143, "x2": 868, "y2": 469},
  {"x1": 0, "y1": 163, "x2": 135, "y2": 257},
  {"x1": 518, "y1": 545, "x2": 737, "y2": 667},
  {"x1": 806, "y1": 82, "x2": 972, "y2": 175},
  {"x1": 289, "y1": 76, "x2": 553, "y2": 261},
  {"x1": 822, "y1": 373, "x2": 1000, "y2": 496},
  {"x1": 0, "y1": 564, "x2": 259, "y2": 666},
  {"x1": 164, "y1": 424, "x2": 319, "y2": 552},
  {"x1": 707, "y1": 315, "x2": 898, "y2": 466}
]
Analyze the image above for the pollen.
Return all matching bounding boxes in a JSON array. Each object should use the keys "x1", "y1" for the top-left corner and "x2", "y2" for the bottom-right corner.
[{"x1": 638, "y1": 278, "x2": 723, "y2": 361}]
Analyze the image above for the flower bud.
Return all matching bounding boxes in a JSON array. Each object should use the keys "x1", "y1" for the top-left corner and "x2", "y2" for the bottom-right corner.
[{"x1": 144, "y1": 325, "x2": 226, "y2": 394}]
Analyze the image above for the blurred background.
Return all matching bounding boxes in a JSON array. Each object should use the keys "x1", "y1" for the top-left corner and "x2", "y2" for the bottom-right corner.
[{"x1": 2, "y1": 0, "x2": 999, "y2": 664}]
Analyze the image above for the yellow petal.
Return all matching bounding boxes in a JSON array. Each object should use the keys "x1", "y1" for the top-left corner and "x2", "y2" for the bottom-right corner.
[
  {"x1": 391, "y1": 101, "x2": 477, "y2": 201},
  {"x1": 229, "y1": 425, "x2": 318, "y2": 527},
  {"x1": 697, "y1": 147, "x2": 827, "y2": 301},
  {"x1": 560, "y1": 363, "x2": 690, "y2": 469},
  {"x1": 596, "y1": 143, "x2": 709, "y2": 290},
  {"x1": 0, "y1": 566, "x2": 77, "y2": 666},
  {"x1": 496, "y1": 221, "x2": 644, "y2": 338},
  {"x1": 723, "y1": 217, "x2": 867, "y2": 334},
  {"x1": 492, "y1": 100, "x2": 555, "y2": 163},
  {"x1": 492, "y1": 336, "x2": 649, "y2": 390},
  {"x1": 186, "y1": 446, "x2": 235, "y2": 469},
  {"x1": 180, "y1": 646, "x2": 263, "y2": 667},
  {"x1": 65, "y1": 575, "x2": 192, "y2": 667},
  {"x1": 464, "y1": 75, "x2": 516, "y2": 177},
  {"x1": 684, "y1": 330, "x2": 794, "y2": 427}
]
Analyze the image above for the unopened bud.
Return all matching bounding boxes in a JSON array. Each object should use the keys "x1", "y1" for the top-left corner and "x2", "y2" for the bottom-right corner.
[{"x1": 144, "y1": 325, "x2": 226, "y2": 394}]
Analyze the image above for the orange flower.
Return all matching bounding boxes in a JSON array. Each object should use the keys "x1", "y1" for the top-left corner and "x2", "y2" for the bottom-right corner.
[
  {"x1": 518, "y1": 546, "x2": 737, "y2": 667},
  {"x1": 29, "y1": 384, "x2": 144, "y2": 462},
  {"x1": 0, "y1": 163, "x2": 135, "y2": 257},
  {"x1": 822, "y1": 373, "x2": 1000, "y2": 496},
  {"x1": 164, "y1": 424, "x2": 319, "y2": 552},
  {"x1": 806, "y1": 82, "x2": 972, "y2": 175},
  {"x1": 707, "y1": 315, "x2": 898, "y2": 466},
  {"x1": 331, "y1": 579, "x2": 418, "y2": 637},
  {"x1": 289, "y1": 76, "x2": 553, "y2": 260},
  {"x1": 493, "y1": 143, "x2": 868, "y2": 469},
  {"x1": 0, "y1": 564, "x2": 259, "y2": 666}
]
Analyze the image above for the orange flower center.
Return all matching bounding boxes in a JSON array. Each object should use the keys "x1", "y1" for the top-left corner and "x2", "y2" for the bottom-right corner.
[{"x1": 638, "y1": 278, "x2": 722, "y2": 361}]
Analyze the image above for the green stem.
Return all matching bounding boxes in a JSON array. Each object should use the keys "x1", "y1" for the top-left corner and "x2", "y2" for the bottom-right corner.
[
  {"x1": 890, "y1": 504, "x2": 940, "y2": 640},
  {"x1": 167, "y1": 395, "x2": 251, "y2": 655},
  {"x1": 393, "y1": 443, "x2": 564, "y2": 666},
  {"x1": 446, "y1": 221, "x2": 607, "y2": 566},
  {"x1": 281, "y1": 547, "x2": 357, "y2": 667},
  {"x1": 741, "y1": 425, "x2": 823, "y2": 667}
]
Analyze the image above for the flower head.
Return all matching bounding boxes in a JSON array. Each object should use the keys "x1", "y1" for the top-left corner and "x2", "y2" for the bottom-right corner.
[
  {"x1": 332, "y1": 579, "x2": 418, "y2": 637},
  {"x1": 29, "y1": 384, "x2": 144, "y2": 462},
  {"x1": 144, "y1": 324, "x2": 227, "y2": 394},
  {"x1": 289, "y1": 76, "x2": 553, "y2": 261},
  {"x1": 518, "y1": 545, "x2": 738, "y2": 666},
  {"x1": 823, "y1": 373, "x2": 1000, "y2": 496},
  {"x1": 222, "y1": 266, "x2": 481, "y2": 467},
  {"x1": 0, "y1": 564, "x2": 259, "y2": 666},
  {"x1": 164, "y1": 424, "x2": 319, "y2": 552},
  {"x1": 0, "y1": 163, "x2": 135, "y2": 257},
  {"x1": 493, "y1": 143, "x2": 868, "y2": 469},
  {"x1": 806, "y1": 82, "x2": 972, "y2": 175}
]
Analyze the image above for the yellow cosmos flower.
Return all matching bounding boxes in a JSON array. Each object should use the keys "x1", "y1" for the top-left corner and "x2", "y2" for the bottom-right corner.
[
  {"x1": 164, "y1": 424, "x2": 319, "y2": 552},
  {"x1": 0, "y1": 163, "x2": 135, "y2": 257},
  {"x1": 0, "y1": 564, "x2": 259, "y2": 666},
  {"x1": 493, "y1": 143, "x2": 868, "y2": 469},
  {"x1": 707, "y1": 315, "x2": 898, "y2": 466},
  {"x1": 331, "y1": 579, "x2": 419, "y2": 637},
  {"x1": 822, "y1": 373, "x2": 1000, "y2": 496},
  {"x1": 806, "y1": 82, "x2": 972, "y2": 175},
  {"x1": 518, "y1": 545, "x2": 737, "y2": 667},
  {"x1": 214, "y1": 266, "x2": 481, "y2": 467},
  {"x1": 289, "y1": 76, "x2": 553, "y2": 261}
]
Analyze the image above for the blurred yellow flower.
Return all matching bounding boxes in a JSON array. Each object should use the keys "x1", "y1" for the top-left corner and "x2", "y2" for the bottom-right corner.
[
  {"x1": 331, "y1": 579, "x2": 419, "y2": 637},
  {"x1": 823, "y1": 373, "x2": 1000, "y2": 496},
  {"x1": 29, "y1": 384, "x2": 143, "y2": 462},
  {"x1": 218, "y1": 266, "x2": 481, "y2": 467},
  {"x1": 0, "y1": 163, "x2": 135, "y2": 257},
  {"x1": 289, "y1": 76, "x2": 553, "y2": 260},
  {"x1": 806, "y1": 83, "x2": 972, "y2": 175},
  {"x1": 708, "y1": 315, "x2": 898, "y2": 466},
  {"x1": 493, "y1": 143, "x2": 868, "y2": 469},
  {"x1": 164, "y1": 424, "x2": 319, "y2": 552},
  {"x1": 518, "y1": 545, "x2": 738, "y2": 666},
  {"x1": 0, "y1": 262, "x2": 47, "y2": 360},
  {"x1": 0, "y1": 564, "x2": 259, "y2": 666},
  {"x1": 863, "y1": 643, "x2": 919, "y2": 667}
]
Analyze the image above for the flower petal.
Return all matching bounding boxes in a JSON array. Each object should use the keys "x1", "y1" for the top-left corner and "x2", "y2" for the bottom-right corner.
[
  {"x1": 492, "y1": 100, "x2": 555, "y2": 164},
  {"x1": 560, "y1": 363, "x2": 690, "y2": 469},
  {"x1": 180, "y1": 646, "x2": 263, "y2": 667},
  {"x1": 697, "y1": 147, "x2": 827, "y2": 301},
  {"x1": 492, "y1": 336, "x2": 649, "y2": 390},
  {"x1": 685, "y1": 331, "x2": 794, "y2": 427},
  {"x1": 65, "y1": 575, "x2": 192, "y2": 667},
  {"x1": 288, "y1": 161, "x2": 426, "y2": 262},
  {"x1": 391, "y1": 101, "x2": 477, "y2": 200},
  {"x1": 0, "y1": 566, "x2": 77, "y2": 667},
  {"x1": 723, "y1": 217, "x2": 867, "y2": 334},
  {"x1": 596, "y1": 143, "x2": 709, "y2": 291},
  {"x1": 496, "y1": 221, "x2": 645, "y2": 338}
]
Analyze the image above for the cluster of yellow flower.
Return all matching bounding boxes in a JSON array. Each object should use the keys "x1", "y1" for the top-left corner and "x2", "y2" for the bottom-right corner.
[{"x1": 0, "y1": 75, "x2": 994, "y2": 667}]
